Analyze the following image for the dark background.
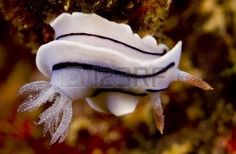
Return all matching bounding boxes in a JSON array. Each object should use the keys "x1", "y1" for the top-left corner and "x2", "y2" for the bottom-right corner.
[{"x1": 0, "y1": 0, "x2": 236, "y2": 153}]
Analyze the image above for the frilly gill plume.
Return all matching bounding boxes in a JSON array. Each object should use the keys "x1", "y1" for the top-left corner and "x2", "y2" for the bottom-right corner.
[{"x1": 18, "y1": 81, "x2": 72, "y2": 144}]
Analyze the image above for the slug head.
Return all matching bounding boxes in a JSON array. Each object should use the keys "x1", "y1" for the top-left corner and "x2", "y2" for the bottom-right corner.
[{"x1": 175, "y1": 70, "x2": 213, "y2": 90}]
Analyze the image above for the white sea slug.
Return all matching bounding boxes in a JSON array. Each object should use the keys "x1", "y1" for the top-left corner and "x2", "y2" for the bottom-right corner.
[{"x1": 18, "y1": 12, "x2": 213, "y2": 144}]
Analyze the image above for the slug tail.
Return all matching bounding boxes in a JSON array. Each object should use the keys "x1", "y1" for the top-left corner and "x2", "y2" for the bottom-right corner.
[{"x1": 176, "y1": 70, "x2": 213, "y2": 90}]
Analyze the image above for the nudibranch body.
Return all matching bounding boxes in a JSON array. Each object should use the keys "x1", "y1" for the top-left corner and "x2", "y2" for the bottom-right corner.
[{"x1": 18, "y1": 12, "x2": 212, "y2": 144}]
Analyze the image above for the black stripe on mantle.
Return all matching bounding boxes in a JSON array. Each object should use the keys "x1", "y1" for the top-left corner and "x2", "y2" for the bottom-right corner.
[
  {"x1": 91, "y1": 88, "x2": 147, "y2": 97},
  {"x1": 145, "y1": 87, "x2": 169, "y2": 93},
  {"x1": 56, "y1": 33, "x2": 167, "y2": 56},
  {"x1": 52, "y1": 62, "x2": 175, "y2": 78},
  {"x1": 91, "y1": 87, "x2": 169, "y2": 97}
]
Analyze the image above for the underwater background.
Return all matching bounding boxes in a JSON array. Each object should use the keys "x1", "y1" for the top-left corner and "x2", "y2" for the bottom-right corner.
[{"x1": 0, "y1": 0, "x2": 236, "y2": 153}]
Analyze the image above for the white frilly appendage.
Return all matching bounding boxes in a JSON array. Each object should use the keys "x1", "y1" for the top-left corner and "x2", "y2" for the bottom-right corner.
[{"x1": 18, "y1": 81, "x2": 73, "y2": 144}]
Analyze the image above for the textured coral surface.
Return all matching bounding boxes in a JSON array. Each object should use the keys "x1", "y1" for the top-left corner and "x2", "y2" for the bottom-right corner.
[{"x1": 0, "y1": 0, "x2": 236, "y2": 153}]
